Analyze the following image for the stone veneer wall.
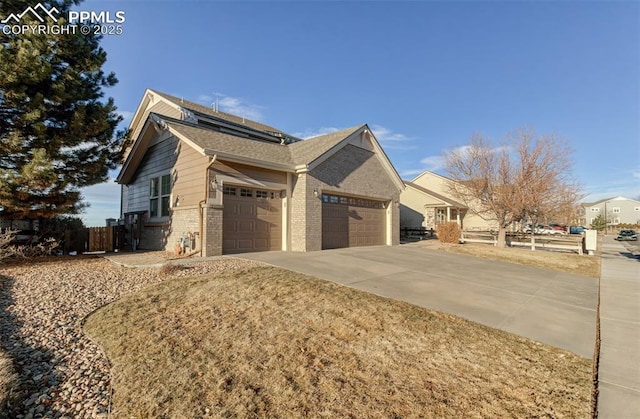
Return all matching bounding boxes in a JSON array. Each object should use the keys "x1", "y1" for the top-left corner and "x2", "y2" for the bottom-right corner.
[
  {"x1": 203, "y1": 205, "x2": 223, "y2": 256},
  {"x1": 289, "y1": 173, "x2": 308, "y2": 252},
  {"x1": 289, "y1": 173, "x2": 322, "y2": 252},
  {"x1": 164, "y1": 206, "x2": 200, "y2": 254},
  {"x1": 289, "y1": 145, "x2": 401, "y2": 251},
  {"x1": 139, "y1": 224, "x2": 167, "y2": 250}
]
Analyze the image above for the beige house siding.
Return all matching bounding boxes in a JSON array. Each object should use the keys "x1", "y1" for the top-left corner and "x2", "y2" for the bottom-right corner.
[
  {"x1": 172, "y1": 140, "x2": 208, "y2": 207},
  {"x1": 460, "y1": 210, "x2": 497, "y2": 230},
  {"x1": 124, "y1": 135, "x2": 209, "y2": 252},
  {"x1": 400, "y1": 187, "x2": 427, "y2": 228},
  {"x1": 411, "y1": 171, "x2": 451, "y2": 196},
  {"x1": 120, "y1": 90, "x2": 404, "y2": 255},
  {"x1": 401, "y1": 171, "x2": 497, "y2": 231}
]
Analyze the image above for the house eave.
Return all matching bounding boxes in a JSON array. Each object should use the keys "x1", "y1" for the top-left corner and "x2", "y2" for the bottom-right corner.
[{"x1": 202, "y1": 149, "x2": 295, "y2": 173}]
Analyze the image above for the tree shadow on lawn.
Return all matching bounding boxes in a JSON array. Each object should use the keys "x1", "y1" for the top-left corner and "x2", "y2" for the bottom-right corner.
[{"x1": 0, "y1": 273, "x2": 64, "y2": 417}]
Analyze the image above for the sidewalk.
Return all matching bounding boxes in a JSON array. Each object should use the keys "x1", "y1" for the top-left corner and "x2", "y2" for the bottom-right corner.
[{"x1": 598, "y1": 236, "x2": 640, "y2": 418}]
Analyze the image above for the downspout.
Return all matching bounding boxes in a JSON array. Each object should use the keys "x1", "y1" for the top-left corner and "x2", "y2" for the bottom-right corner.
[{"x1": 174, "y1": 155, "x2": 217, "y2": 259}]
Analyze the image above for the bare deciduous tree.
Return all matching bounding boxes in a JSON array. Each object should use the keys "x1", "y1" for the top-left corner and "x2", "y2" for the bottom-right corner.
[{"x1": 444, "y1": 129, "x2": 581, "y2": 248}]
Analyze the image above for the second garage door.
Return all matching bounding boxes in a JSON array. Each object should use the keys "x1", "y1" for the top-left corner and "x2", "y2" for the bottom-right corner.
[
  {"x1": 223, "y1": 186, "x2": 282, "y2": 254},
  {"x1": 322, "y1": 193, "x2": 387, "y2": 249}
]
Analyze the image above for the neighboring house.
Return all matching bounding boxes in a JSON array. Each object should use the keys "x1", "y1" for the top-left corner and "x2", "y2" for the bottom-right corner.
[
  {"x1": 579, "y1": 196, "x2": 640, "y2": 227},
  {"x1": 400, "y1": 170, "x2": 496, "y2": 231},
  {"x1": 117, "y1": 89, "x2": 404, "y2": 256}
]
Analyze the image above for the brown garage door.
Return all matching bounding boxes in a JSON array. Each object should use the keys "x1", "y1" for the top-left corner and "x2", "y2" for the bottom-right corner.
[
  {"x1": 322, "y1": 193, "x2": 386, "y2": 250},
  {"x1": 223, "y1": 186, "x2": 282, "y2": 254}
]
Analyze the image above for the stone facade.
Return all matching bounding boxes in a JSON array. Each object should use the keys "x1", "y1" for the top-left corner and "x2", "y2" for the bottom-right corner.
[
  {"x1": 139, "y1": 224, "x2": 168, "y2": 251},
  {"x1": 121, "y1": 90, "x2": 404, "y2": 255},
  {"x1": 165, "y1": 206, "x2": 200, "y2": 254},
  {"x1": 289, "y1": 145, "x2": 401, "y2": 251},
  {"x1": 289, "y1": 173, "x2": 310, "y2": 252},
  {"x1": 203, "y1": 205, "x2": 223, "y2": 256}
]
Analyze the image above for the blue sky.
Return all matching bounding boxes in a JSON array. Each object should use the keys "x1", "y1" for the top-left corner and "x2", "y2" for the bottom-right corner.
[{"x1": 77, "y1": 0, "x2": 639, "y2": 226}]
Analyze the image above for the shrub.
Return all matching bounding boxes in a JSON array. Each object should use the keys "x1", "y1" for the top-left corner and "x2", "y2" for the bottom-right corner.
[
  {"x1": 436, "y1": 222, "x2": 461, "y2": 244},
  {"x1": 0, "y1": 229, "x2": 59, "y2": 263},
  {"x1": 160, "y1": 263, "x2": 182, "y2": 277},
  {"x1": 0, "y1": 229, "x2": 17, "y2": 263}
]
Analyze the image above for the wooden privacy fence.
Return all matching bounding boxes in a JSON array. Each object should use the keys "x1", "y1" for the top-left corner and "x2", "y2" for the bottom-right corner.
[
  {"x1": 460, "y1": 230, "x2": 585, "y2": 255},
  {"x1": 63, "y1": 226, "x2": 126, "y2": 254},
  {"x1": 87, "y1": 227, "x2": 114, "y2": 252}
]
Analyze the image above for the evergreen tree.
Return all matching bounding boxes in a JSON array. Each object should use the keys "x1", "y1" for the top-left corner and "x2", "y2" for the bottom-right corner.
[
  {"x1": 0, "y1": 0, "x2": 126, "y2": 220},
  {"x1": 591, "y1": 214, "x2": 605, "y2": 231}
]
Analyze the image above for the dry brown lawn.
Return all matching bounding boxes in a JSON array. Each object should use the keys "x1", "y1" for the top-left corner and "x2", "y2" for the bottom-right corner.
[
  {"x1": 84, "y1": 266, "x2": 592, "y2": 418},
  {"x1": 428, "y1": 242, "x2": 601, "y2": 278}
]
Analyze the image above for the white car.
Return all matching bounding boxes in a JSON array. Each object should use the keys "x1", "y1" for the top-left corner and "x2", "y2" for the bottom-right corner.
[
  {"x1": 522, "y1": 224, "x2": 543, "y2": 234},
  {"x1": 540, "y1": 226, "x2": 565, "y2": 235}
]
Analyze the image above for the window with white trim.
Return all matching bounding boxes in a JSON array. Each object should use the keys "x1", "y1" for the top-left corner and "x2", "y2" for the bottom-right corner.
[
  {"x1": 613, "y1": 217, "x2": 621, "y2": 224},
  {"x1": 612, "y1": 207, "x2": 620, "y2": 214},
  {"x1": 635, "y1": 207, "x2": 640, "y2": 211},
  {"x1": 150, "y1": 174, "x2": 171, "y2": 218},
  {"x1": 591, "y1": 208, "x2": 599, "y2": 212}
]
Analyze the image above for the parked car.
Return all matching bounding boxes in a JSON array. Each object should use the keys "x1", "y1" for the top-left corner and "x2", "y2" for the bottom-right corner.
[
  {"x1": 569, "y1": 226, "x2": 588, "y2": 234},
  {"x1": 549, "y1": 223, "x2": 567, "y2": 232},
  {"x1": 615, "y1": 229, "x2": 638, "y2": 241},
  {"x1": 522, "y1": 224, "x2": 543, "y2": 234},
  {"x1": 541, "y1": 226, "x2": 565, "y2": 235}
]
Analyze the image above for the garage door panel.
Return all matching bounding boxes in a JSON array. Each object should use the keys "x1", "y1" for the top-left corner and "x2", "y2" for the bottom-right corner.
[
  {"x1": 322, "y1": 194, "x2": 386, "y2": 250},
  {"x1": 223, "y1": 187, "x2": 282, "y2": 254},
  {"x1": 239, "y1": 205, "x2": 256, "y2": 216}
]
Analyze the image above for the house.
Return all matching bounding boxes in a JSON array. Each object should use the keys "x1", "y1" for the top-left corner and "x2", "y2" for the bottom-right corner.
[
  {"x1": 400, "y1": 170, "x2": 496, "y2": 231},
  {"x1": 117, "y1": 89, "x2": 404, "y2": 256},
  {"x1": 579, "y1": 196, "x2": 640, "y2": 228}
]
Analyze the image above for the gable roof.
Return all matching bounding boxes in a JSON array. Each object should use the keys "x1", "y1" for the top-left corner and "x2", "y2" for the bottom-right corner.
[
  {"x1": 118, "y1": 117, "x2": 373, "y2": 182},
  {"x1": 149, "y1": 89, "x2": 291, "y2": 137},
  {"x1": 163, "y1": 117, "x2": 293, "y2": 170},
  {"x1": 118, "y1": 90, "x2": 404, "y2": 191},
  {"x1": 410, "y1": 169, "x2": 455, "y2": 184},
  {"x1": 404, "y1": 181, "x2": 466, "y2": 208},
  {"x1": 289, "y1": 125, "x2": 364, "y2": 167},
  {"x1": 582, "y1": 196, "x2": 640, "y2": 207}
]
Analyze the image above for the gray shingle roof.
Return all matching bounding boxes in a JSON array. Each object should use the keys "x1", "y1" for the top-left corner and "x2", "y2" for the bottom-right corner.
[
  {"x1": 163, "y1": 119, "x2": 293, "y2": 168},
  {"x1": 149, "y1": 90, "x2": 287, "y2": 135},
  {"x1": 289, "y1": 126, "x2": 364, "y2": 166},
  {"x1": 162, "y1": 117, "x2": 363, "y2": 169}
]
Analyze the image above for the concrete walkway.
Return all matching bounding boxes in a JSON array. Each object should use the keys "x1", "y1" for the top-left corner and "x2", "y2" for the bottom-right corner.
[
  {"x1": 598, "y1": 236, "x2": 640, "y2": 418},
  {"x1": 242, "y1": 243, "x2": 598, "y2": 358}
]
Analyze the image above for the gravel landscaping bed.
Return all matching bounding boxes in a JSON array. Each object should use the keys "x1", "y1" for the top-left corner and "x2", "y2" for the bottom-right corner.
[{"x1": 0, "y1": 256, "x2": 263, "y2": 418}]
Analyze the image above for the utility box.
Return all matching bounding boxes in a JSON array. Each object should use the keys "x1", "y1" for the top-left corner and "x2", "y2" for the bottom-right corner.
[{"x1": 584, "y1": 230, "x2": 598, "y2": 255}]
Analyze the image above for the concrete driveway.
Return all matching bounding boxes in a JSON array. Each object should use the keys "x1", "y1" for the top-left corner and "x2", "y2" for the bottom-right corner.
[{"x1": 242, "y1": 243, "x2": 598, "y2": 358}]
